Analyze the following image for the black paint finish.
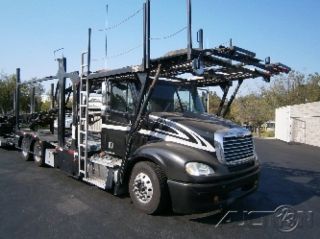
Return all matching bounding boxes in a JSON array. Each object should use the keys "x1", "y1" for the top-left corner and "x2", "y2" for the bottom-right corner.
[{"x1": 55, "y1": 150, "x2": 78, "y2": 176}]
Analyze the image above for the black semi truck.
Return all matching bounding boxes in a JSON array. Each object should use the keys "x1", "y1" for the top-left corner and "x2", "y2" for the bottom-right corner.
[{"x1": 3, "y1": 0, "x2": 290, "y2": 214}]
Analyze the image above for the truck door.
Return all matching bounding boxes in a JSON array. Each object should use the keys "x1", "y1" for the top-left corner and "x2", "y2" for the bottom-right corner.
[{"x1": 103, "y1": 80, "x2": 134, "y2": 157}]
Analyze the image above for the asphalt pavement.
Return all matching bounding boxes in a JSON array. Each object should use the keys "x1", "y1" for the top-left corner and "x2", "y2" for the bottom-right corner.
[{"x1": 0, "y1": 139, "x2": 319, "y2": 239}]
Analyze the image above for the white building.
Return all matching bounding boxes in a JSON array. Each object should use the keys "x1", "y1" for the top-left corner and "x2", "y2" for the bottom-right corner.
[{"x1": 275, "y1": 101, "x2": 320, "y2": 147}]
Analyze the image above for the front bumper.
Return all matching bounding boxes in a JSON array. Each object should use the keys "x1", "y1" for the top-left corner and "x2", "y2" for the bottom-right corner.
[{"x1": 167, "y1": 167, "x2": 260, "y2": 214}]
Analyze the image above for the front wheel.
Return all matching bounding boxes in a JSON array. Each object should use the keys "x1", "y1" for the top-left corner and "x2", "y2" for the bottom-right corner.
[{"x1": 129, "y1": 161, "x2": 170, "y2": 214}]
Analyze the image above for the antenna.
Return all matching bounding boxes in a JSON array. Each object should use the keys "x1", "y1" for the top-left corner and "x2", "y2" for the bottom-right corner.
[
  {"x1": 53, "y1": 48, "x2": 64, "y2": 60},
  {"x1": 104, "y1": 4, "x2": 109, "y2": 69}
]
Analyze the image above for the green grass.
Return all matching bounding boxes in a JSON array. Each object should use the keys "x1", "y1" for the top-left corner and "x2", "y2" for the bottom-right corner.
[{"x1": 259, "y1": 130, "x2": 275, "y2": 138}]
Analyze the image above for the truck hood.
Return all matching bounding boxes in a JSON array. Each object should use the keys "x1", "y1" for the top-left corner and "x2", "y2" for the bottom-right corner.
[{"x1": 141, "y1": 112, "x2": 249, "y2": 153}]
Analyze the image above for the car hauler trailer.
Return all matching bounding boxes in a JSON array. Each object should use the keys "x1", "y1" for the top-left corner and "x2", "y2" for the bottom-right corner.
[
  {"x1": 12, "y1": 0, "x2": 290, "y2": 214},
  {"x1": 14, "y1": 59, "x2": 83, "y2": 167},
  {"x1": 0, "y1": 69, "x2": 57, "y2": 148}
]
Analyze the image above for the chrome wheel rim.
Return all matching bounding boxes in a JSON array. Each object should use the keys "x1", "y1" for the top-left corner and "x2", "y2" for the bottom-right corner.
[
  {"x1": 133, "y1": 172, "x2": 153, "y2": 203},
  {"x1": 22, "y1": 150, "x2": 28, "y2": 158},
  {"x1": 34, "y1": 144, "x2": 42, "y2": 162}
]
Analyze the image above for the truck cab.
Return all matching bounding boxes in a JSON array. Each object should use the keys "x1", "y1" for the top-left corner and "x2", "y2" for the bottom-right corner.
[{"x1": 97, "y1": 76, "x2": 259, "y2": 214}]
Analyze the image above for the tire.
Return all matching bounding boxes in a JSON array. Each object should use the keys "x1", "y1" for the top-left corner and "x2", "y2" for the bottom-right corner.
[
  {"x1": 21, "y1": 137, "x2": 31, "y2": 161},
  {"x1": 129, "y1": 161, "x2": 170, "y2": 214},
  {"x1": 33, "y1": 141, "x2": 45, "y2": 167}
]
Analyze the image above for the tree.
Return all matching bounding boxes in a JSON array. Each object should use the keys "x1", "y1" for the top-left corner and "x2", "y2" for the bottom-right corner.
[
  {"x1": 39, "y1": 98, "x2": 52, "y2": 112},
  {"x1": 305, "y1": 73, "x2": 320, "y2": 102},
  {"x1": 0, "y1": 73, "x2": 44, "y2": 114},
  {"x1": 261, "y1": 71, "x2": 320, "y2": 111},
  {"x1": 208, "y1": 92, "x2": 222, "y2": 114},
  {"x1": 229, "y1": 94, "x2": 271, "y2": 134},
  {"x1": 0, "y1": 73, "x2": 16, "y2": 114},
  {"x1": 227, "y1": 71, "x2": 320, "y2": 133}
]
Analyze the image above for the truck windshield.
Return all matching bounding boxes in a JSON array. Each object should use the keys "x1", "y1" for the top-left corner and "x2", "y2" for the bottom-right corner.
[{"x1": 148, "y1": 81, "x2": 205, "y2": 113}]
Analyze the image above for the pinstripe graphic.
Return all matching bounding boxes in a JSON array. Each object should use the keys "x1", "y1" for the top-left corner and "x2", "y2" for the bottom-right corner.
[{"x1": 102, "y1": 114, "x2": 216, "y2": 152}]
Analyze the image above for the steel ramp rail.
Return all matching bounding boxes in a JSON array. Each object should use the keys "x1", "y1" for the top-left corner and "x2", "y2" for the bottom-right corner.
[{"x1": 78, "y1": 53, "x2": 89, "y2": 177}]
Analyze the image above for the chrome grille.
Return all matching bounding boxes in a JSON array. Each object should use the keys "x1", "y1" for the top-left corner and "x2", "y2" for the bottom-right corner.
[{"x1": 223, "y1": 135, "x2": 254, "y2": 164}]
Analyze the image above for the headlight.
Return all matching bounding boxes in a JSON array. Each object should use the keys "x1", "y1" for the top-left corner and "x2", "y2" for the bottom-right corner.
[
  {"x1": 185, "y1": 162, "x2": 215, "y2": 176},
  {"x1": 254, "y1": 152, "x2": 259, "y2": 161}
]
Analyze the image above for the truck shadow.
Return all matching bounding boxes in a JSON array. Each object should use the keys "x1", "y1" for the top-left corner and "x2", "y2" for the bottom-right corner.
[
  {"x1": 0, "y1": 146, "x2": 18, "y2": 151},
  {"x1": 189, "y1": 162, "x2": 320, "y2": 225}
]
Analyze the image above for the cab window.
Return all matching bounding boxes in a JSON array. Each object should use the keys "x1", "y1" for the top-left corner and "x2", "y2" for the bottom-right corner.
[{"x1": 110, "y1": 81, "x2": 134, "y2": 113}]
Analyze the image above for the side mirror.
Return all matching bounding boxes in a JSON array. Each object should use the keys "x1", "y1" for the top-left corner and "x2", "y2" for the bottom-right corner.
[{"x1": 192, "y1": 58, "x2": 205, "y2": 76}]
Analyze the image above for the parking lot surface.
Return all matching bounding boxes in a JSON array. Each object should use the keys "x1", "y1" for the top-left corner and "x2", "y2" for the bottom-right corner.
[{"x1": 0, "y1": 139, "x2": 319, "y2": 239}]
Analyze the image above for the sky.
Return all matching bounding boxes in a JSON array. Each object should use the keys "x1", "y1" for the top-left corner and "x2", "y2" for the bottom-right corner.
[{"x1": 0, "y1": 0, "x2": 319, "y2": 95}]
